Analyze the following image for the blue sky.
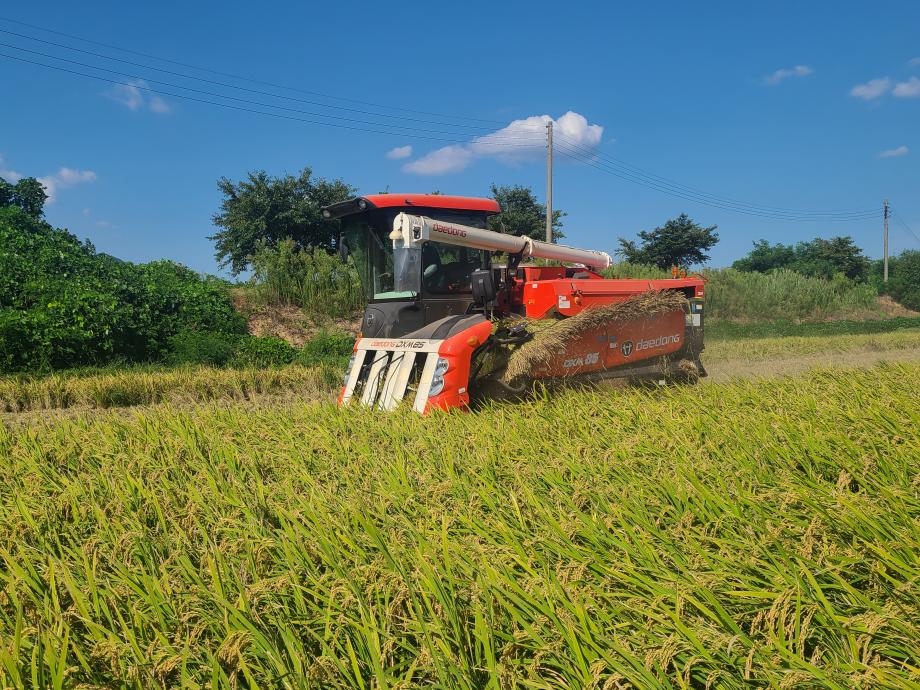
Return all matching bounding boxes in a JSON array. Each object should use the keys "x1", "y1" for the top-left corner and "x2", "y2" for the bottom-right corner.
[{"x1": 2, "y1": 1, "x2": 919, "y2": 275}]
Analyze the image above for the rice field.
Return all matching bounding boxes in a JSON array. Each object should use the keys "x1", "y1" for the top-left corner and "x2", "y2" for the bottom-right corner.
[
  {"x1": 704, "y1": 328, "x2": 920, "y2": 362},
  {"x1": 1, "y1": 363, "x2": 918, "y2": 688},
  {"x1": 2, "y1": 329, "x2": 919, "y2": 415},
  {"x1": 0, "y1": 365, "x2": 336, "y2": 414}
]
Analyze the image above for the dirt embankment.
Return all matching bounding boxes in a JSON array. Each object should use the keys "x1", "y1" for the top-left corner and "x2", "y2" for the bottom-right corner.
[{"x1": 231, "y1": 289, "x2": 361, "y2": 347}]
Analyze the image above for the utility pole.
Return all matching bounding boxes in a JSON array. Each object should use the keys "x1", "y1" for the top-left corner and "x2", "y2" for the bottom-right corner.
[
  {"x1": 884, "y1": 199, "x2": 889, "y2": 284},
  {"x1": 545, "y1": 120, "x2": 553, "y2": 243}
]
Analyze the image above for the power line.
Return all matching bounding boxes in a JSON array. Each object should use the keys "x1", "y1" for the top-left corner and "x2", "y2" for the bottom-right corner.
[
  {"x1": 0, "y1": 15, "x2": 507, "y2": 126},
  {"x1": 0, "y1": 43, "x2": 533, "y2": 140},
  {"x1": 0, "y1": 15, "x2": 885, "y2": 223},
  {"x1": 553, "y1": 140, "x2": 877, "y2": 222},
  {"x1": 554, "y1": 132, "x2": 878, "y2": 219},
  {"x1": 0, "y1": 28, "x2": 500, "y2": 133},
  {"x1": 0, "y1": 51, "x2": 547, "y2": 147},
  {"x1": 892, "y1": 210, "x2": 920, "y2": 245}
]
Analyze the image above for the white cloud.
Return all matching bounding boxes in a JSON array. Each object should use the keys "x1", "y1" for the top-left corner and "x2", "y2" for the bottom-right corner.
[
  {"x1": 878, "y1": 145, "x2": 909, "y2": 158},
  {"x1": 909, "y1": 57, "x2": 920, "y2": 67},
  {"x1": 850, "y1": 77, "x2": 892, "y2": 100},
  {"x1": 893, "y1": 76, "x2": 920, "y2": 98},
  {"x1": 404, "y1": 111, "x2": 604, "y2": 176},
  {"x1": 0, "y1": 154, "x2": 22, "y2": 183},
  {"x1": 56, "y1": 168, "x2": 97, "y2": 186},
  {"x1": 148, "y1": 95, "x2": 172, "y2": 113},
  {"x1": 37, "y1": 167, "x2": 97, "y2": 203},
  {"x1": 0, "y1": 156, "x2": 96, "y2": 201},
  {"x1": 403, "y1": 145, "x2": 474, "y2": 175},
  {"x1": 764, "y1": 65, "x2": 813, "y2": 85},
  {"x1": 386, "y1": 145, "x2": 413, "y2": 160},
  {"x1": 106, "y1": 79, "x2": 172, "y2": 113}
]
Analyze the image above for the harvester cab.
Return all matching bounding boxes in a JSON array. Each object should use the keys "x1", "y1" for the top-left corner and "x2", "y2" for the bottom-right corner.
[{"x1": 323, "y1": 194, "x2": 706, "y2": 414}]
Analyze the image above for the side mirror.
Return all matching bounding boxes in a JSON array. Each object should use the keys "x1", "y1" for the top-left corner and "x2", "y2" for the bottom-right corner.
[{"x1": 471, "y1": 269, "x2": 497, "y2": 306}]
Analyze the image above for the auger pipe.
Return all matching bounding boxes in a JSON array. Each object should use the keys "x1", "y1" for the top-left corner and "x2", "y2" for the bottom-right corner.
[{"x1": 391, "y1": 213, "x2": 612, "y2": 270}]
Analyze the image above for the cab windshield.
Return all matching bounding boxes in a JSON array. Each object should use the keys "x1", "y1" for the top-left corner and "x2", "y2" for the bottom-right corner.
[{"x1": 342, "y1": 211, "x2": 490, "y2": 301}]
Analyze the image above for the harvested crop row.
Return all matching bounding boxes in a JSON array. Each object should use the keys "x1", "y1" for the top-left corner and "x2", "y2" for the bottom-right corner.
[
  {"x1": 4, "y1": 329, "x2": 920, "y2": 414},
  {"x1": 0, "y1": 364, "x2": 338, "y2": 413},
  {"x1": 704, "y1": 328, "x2": 920, "y2": 362},
  {"x1": 1, "y1": 364, "x2": 918, "y2": 688}
]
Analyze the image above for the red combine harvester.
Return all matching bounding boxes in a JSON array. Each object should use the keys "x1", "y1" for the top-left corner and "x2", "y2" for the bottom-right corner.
[{"x1": 323, "y1": 194, "x2": 705, "y2": 413}]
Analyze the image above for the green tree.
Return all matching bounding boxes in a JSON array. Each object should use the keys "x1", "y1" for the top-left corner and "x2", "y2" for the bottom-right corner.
[
  {"x1": 0, "y1": 178, "x2": 11, "y2": 208},
  {"x1": 792, "y1": 236, "x2": 869, "y2": 281},
  {"x1": 875, "y1": 250, "x2": 920, "y2": 310},
  {"x1": 0, "y1": 176, "x2": 48, "y2": 218},
  {"x1": 488, "y1": 184, "x2": 564, "y2": 241},
  {"x1": 209, "y1": 168, "x2": 355, "y2": 275},
  {"x1": 732, "y1": 240, "x2": 795, "y2": 273},
  {"x1": 734, "y1": 235, "x2": 870, "y2": 282},
  {"x1": 618, "y1": 214, "x2": 719, "y2": 269}
]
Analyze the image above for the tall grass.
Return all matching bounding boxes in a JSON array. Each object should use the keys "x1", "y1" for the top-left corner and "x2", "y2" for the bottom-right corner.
[
  {"x1": 1, "y1": 364, "x2": 918, "y2": 687},
  {"x1": 704, "y1": 268, "x2": 879, "y2": 321},
  {"x1": 602, "y1": 264, "x2": 882, "y2": 323},
  {"x1": 602, "y1": 261, "x2": 672, "y2": 280},
  {"x1": 250, "y1": 239, "x2": 365, "y2": 317}
]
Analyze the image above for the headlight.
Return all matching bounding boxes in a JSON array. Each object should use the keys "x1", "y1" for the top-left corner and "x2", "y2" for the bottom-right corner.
[{"x1": 428, "y1": 357, "x2": 449, "y2": 397}]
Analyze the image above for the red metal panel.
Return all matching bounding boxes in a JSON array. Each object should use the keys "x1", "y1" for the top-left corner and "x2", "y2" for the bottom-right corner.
[
  {"x1": 603, "y1": 311, "x2": 686, "y2": 368},
  {"x1": 521, "y1": 266, "x2": 566, "y2": 281},
  {"x1": 529, "y1": 310, "x2": 686, "y2": 379},
  {"x1": 424, "y1": 319, "x2": 494, "y2": 413},
  {"x1": 521, "y1": 278, "x2": 705, "y2": 319}
]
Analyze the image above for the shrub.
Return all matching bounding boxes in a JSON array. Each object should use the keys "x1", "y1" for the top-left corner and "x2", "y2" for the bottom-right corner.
[
  {"x1": 878, "y1": 250, "x2": 920, "y2": 311},
  {"x1": 250, "y1": 239, "x2": 364, "y2": 317},
  {"x1": 229, "y1": 336, "x2": 297, "y2": 368},
  {"x1": 0, "y1": 207, "x2": 246, "y2": 373},
  {"x1": 165, "y1": 330, "x2": 238, "y2": 367},
  {"x1": 296, "y1": 330, "x2": 355, "y2": 368}
]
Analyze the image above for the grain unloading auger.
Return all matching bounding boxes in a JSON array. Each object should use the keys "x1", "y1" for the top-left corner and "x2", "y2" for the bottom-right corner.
[{"x1": 323, "y1": 194, "x2": 706, "y2": 413}]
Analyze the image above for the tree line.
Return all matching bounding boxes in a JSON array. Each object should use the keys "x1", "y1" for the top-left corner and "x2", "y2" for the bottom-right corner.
[
  {"x1": 210, "y1": 166, "x2": 918, "y2": 309},
  {"x1": 210, "y1": 167, "x2": 729, "y2": 273}
]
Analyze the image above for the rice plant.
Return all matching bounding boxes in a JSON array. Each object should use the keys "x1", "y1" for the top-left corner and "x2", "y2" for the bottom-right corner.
[
  {"x1": 0, "y1": 364, "x2": 917, "y2": 688},
  {"x1": 0, "y1": 365, "x2": 336, "y2": 413}
]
